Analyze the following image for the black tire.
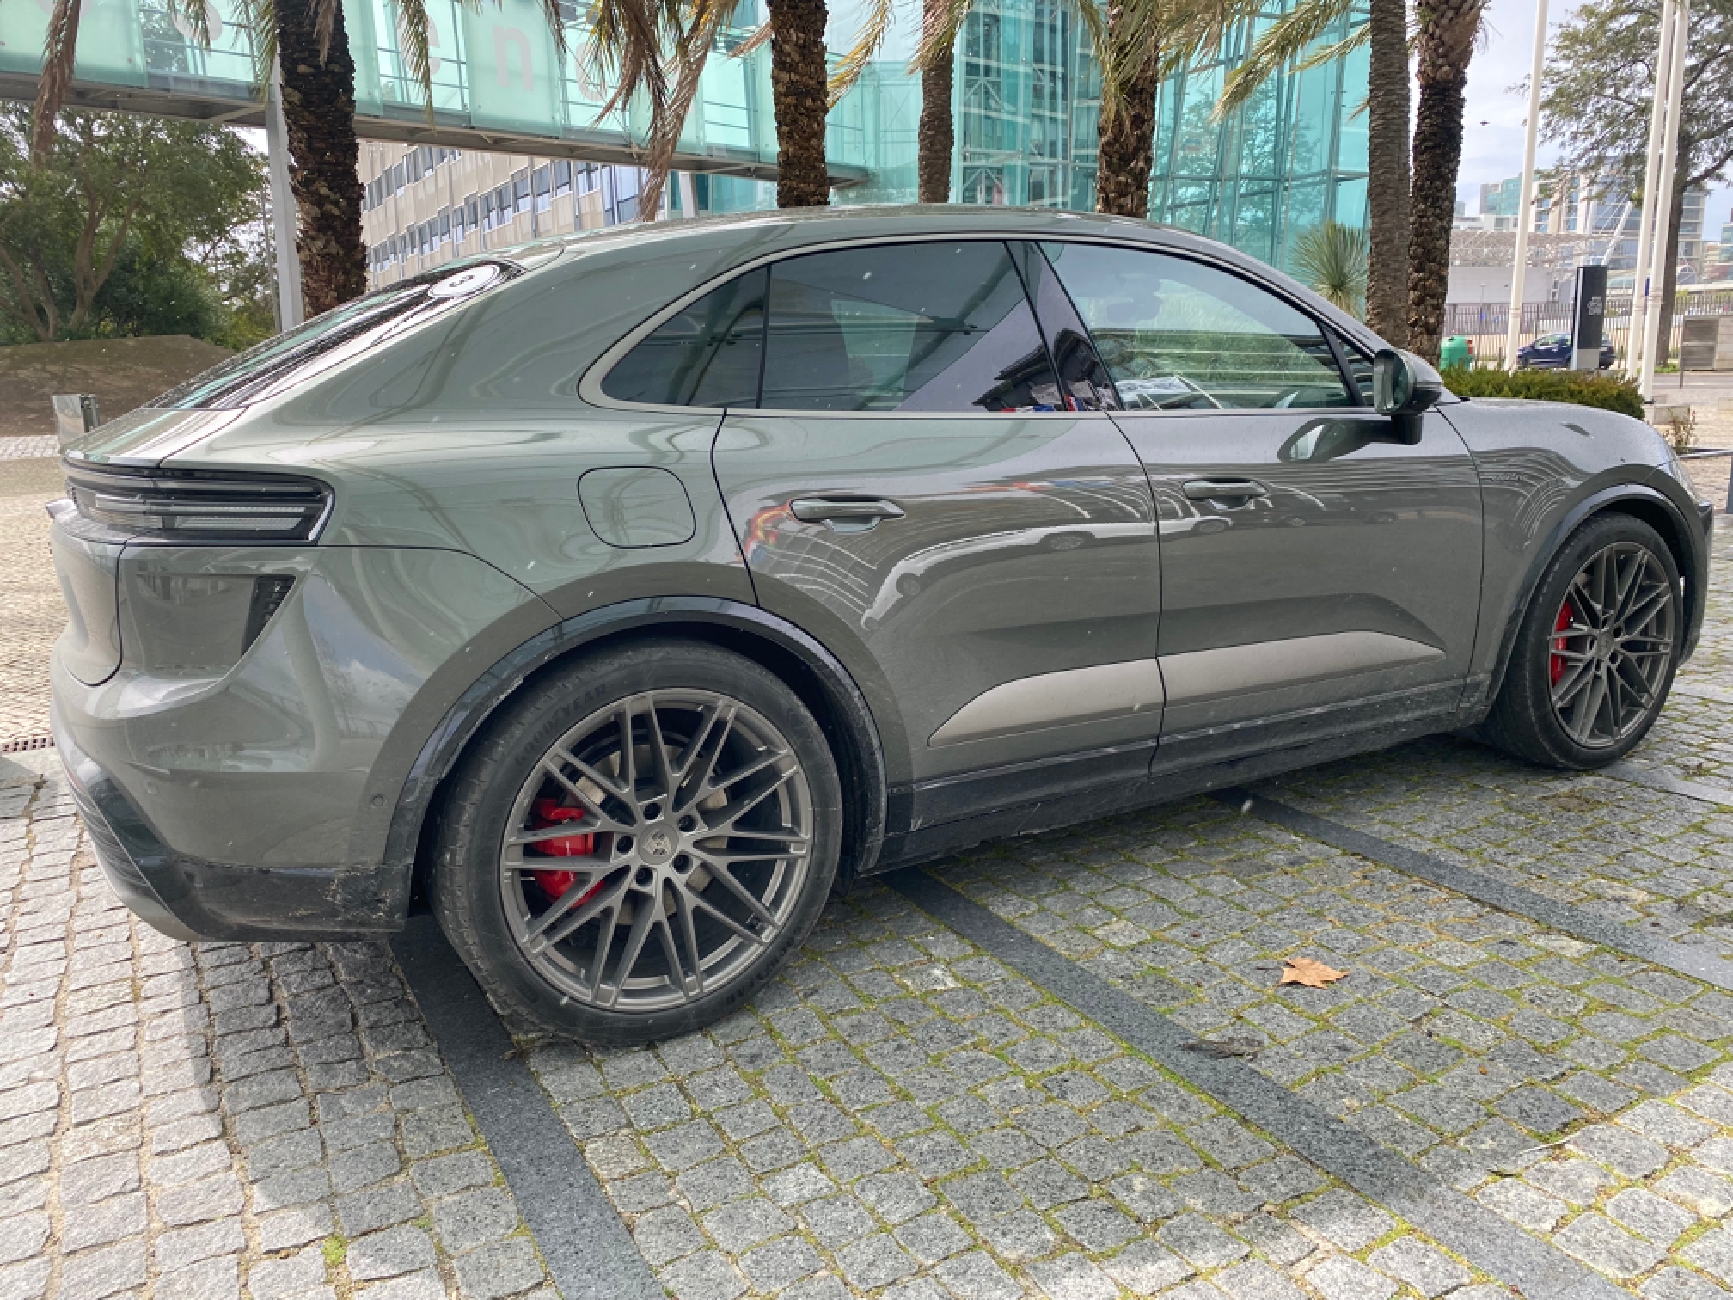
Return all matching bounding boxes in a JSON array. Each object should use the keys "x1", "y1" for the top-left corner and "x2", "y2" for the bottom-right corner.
[
  {"x1": 1482, "y1": 513, "x2": 1681, "y2": 769},
  {"x1": 431, "y1": 638, "x2": 843, "y2": 1045}
]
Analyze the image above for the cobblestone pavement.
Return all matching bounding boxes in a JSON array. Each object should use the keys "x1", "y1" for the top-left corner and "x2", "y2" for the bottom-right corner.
[
  {"x1": 0, "y1": 438, "x2": 60, "y2": 462},
  {"x1": 1, "y1": 522, "x2": 1729, "y2": 1300},
  {"x1": 0, "y1": 458, "x2": 67, "y2": 747}
]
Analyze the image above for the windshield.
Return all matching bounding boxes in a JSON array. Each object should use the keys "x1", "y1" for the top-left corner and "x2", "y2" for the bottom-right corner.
[{"x1": 151, "y1": 261, "x2": 517, "y2": 410}]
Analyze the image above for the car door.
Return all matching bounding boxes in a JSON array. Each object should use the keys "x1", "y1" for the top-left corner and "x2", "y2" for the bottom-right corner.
[
  {"x1": 1038, "y1": 240, "x2": 1483, "y2": 762},
  {"x1": 704, "y1": 238, "x2": 1164, "y2": 799}
]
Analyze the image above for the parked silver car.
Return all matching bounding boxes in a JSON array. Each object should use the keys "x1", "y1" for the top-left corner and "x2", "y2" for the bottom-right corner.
[{"x1": 49, "y1": 207, "x2": 1713, "y2": 1044}]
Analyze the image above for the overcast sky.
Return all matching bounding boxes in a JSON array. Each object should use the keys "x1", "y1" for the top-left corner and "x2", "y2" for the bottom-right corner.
[{"x1": 1460, "y1": 0, "x2": 1731, "y2": 237}]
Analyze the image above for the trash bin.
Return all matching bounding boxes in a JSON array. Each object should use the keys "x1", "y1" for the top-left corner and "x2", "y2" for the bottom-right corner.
[{"x1": 1440, "y1": 336, "x2": 1473, "y2": 370}]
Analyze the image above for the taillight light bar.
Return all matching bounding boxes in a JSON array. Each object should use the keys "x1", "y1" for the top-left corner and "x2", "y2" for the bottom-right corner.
[{"x1": 62, "y1": 462, "x2": 332, "y2": 544}]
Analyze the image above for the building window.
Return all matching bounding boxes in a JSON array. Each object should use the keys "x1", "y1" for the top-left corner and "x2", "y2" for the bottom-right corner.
[
  {"x1": 534, "y1": 164, "x2": 552, "y2": 211},
  {"x1": 467, "y1": 196, "x2": 479, "y2": 231},
  {"x1": 513, "y1": 172, "x2": 531, "y2": 214},
  {"x1": 553, "y1": 159, "x2": 572, "y2": 196}
]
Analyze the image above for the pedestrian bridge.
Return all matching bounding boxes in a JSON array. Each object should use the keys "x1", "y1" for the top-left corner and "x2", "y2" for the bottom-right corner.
[{"x1": 0, "y1": 0, "x2": 881, "y2": 186}]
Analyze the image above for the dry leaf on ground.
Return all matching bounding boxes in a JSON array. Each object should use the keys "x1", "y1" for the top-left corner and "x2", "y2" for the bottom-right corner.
[{"x1": 1278, "y1": 957, "x2": 1347, "y2": 988}]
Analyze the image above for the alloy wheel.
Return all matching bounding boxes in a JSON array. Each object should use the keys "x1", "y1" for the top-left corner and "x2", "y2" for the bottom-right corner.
[
  {"x1": 498, "y1": 690, "x2": 813, "y2": 1012},
  {"x1": 1547, "y1": 541, "x2": 1677, "y2": 749}
]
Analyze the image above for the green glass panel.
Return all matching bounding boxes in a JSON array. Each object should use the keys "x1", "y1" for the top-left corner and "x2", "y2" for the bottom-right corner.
[
  {"x1": 462, "y1": 0, "x2": 562, "y2": 135},
  {"x1": 0, "y1": 0, "x2": 147, "y2": 85},
  {"x1": 344, "y1": 0, "x2": 383, "y2": 116}
]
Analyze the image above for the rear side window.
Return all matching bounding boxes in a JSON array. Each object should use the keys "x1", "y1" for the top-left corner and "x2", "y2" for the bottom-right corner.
[
  {"x1": 602, "y1": 269, "x2": 767, "y2": 407},
  {"x1": 1041, "y1": 242, "x2": 1354, "y2": 411},
  {"x1": 760, "y1": 241, "x2": 1060, "y2": 413}
]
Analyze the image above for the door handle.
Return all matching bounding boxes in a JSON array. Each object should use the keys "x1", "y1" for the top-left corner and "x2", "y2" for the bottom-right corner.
[
  {"x1": 1183, "y1": 479, "x2": 1268, "y2": 502},
  {"x1": 789, "y1": 497, "x2": 906, "y2": 532}
]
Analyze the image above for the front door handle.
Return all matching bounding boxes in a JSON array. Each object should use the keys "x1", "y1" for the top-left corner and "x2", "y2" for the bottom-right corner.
[
  {"x1": 790, "y1": 497, "x2": 906, "y2": 532},
  {"x1": 1183, "y1": 479, "x2": 1268, "y2": 502}
]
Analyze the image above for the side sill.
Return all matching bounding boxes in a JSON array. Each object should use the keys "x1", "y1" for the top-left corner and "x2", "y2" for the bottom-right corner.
[{"x1": 871, "y1": 708, "x2": 1464, "y2": 874}]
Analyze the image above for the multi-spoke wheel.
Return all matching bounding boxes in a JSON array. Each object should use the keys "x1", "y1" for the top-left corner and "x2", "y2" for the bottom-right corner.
[
  {"x1": 433, "y1": 641, "x2": 842, "y2": 1044},
  {"x1": 1545, "y1": 541, "x2": 1677, "y2": 750},
  {"x1": 1484, "y1": 514, "x2": 1681, "y2": 769}
]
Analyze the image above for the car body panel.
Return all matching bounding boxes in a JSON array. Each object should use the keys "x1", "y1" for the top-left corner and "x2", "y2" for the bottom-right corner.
[
  {"x1": 714, "y1": 411, "x2": 1163, "y2": 783},
  {"x1": 1434, "y1": 397, "x2": 1704, "y2": 697},
  {"x1": 1114, "y1": 408, "x2": 1484, "y2": 741},
  {"x1": 50, "y1": 539, "x2": 558, "y2": 933}
]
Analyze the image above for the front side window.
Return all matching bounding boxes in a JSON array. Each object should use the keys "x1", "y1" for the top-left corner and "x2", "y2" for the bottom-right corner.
[
  {"x1": 1041, "y1": 243, "x2": 1354, "y2": 410},
  {"x1": 759, "y1": 241, "x2": 1059, "y2": 412}
]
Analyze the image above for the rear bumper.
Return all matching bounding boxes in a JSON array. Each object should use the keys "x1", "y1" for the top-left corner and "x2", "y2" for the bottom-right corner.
[{"x1": 56, "y1": 713, "x2": 409, "y2": 942}]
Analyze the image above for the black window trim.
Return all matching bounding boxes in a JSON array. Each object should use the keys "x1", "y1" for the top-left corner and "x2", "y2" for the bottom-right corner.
[
  {"x1": 581, "y1": 231, "x2": 1374, "y2": 419},
  {"x1": 582, "y1": 233, "x2": 1111, "y2": 419}
]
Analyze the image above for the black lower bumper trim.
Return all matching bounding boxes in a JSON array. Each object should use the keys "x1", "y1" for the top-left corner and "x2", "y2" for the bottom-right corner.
[{"x1": 55, "y1": 720, "x2": 410, "y2": 942}]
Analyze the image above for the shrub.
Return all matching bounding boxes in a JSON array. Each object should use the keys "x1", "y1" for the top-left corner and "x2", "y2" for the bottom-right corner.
[{"x1": 1440, "y1": 365, "x2": 1644, "y2": 419}]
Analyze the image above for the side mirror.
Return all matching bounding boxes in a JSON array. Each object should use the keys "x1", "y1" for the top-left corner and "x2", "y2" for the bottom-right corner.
[{"x1": 1372, "y1": 349, "x2": 1444, "y2": 443}]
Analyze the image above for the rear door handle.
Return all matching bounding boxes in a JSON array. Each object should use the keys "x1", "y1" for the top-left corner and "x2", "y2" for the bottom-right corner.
[
  {"x1": 1183, "y1": 479, "x2": 1268, "y2": 502},
  {"x1": 789, "y1": 497, "x2": 906, "y2": 532}
]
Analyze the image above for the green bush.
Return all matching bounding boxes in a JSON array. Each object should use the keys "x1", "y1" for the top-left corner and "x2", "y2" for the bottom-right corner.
[{"x1": 1440, "y1": 365, "x2": 1644, "y2": 419}]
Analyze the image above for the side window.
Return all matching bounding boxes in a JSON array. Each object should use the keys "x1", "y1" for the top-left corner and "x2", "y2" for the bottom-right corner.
[
  {"x1": 603, "y1": 269, "x2": 766, "y2": 407},
  {"x1": 760, "y1": 242, "x2": 1061, "y2": 413},
  {"x1": 1040, "y1": 243, "x2": 1355, "y2": 411}
]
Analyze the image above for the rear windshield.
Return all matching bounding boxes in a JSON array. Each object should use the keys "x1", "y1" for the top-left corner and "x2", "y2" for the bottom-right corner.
[{"x1": 152, "y1": 262, "x2": 517, "y2": 410}]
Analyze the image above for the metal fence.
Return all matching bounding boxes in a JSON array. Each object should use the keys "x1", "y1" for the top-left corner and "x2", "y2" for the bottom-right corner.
[{"x1": 1441, "y1": 292, "x2": 1733, "y2": 369}]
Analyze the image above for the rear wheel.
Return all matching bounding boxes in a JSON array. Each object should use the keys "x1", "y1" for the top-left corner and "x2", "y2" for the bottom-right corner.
[
  {"x1": 1483, "y1": 514, "x2": 1681, "y2": 768},
  {"x1": 432, "y1": 640, "x2": 842, "y2": 1044}
]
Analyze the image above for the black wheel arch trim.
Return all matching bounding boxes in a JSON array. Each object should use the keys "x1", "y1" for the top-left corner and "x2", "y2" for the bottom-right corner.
[
  {"x1": 384, "y1": 596, "x2": 889, "y2": 907},
  {"x1": 1485, "y1": 478, "x2": 1707, "y2": 705}
]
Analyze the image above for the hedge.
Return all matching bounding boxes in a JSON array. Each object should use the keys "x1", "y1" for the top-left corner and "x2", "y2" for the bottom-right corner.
[{"x1": 1439, "y1": 365, "x2": 1645, "y2": 419}]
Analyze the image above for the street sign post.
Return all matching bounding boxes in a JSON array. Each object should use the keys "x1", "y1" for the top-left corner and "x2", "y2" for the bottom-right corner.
[{"x1": 1572, "y1": 266, "x2": 1608, "y2": 371}]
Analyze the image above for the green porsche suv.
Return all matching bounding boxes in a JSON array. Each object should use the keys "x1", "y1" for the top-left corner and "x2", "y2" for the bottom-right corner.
[{"x1": 49, "y1": 207, "x2": 1712, "y2": 1044}]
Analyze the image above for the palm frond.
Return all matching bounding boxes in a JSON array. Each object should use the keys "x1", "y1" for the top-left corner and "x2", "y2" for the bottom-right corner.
[
  {"x1": 1213, "y1": 0, "x2": 1354, "y2": 117},
  {"x1": 312, "y1": 0, "x2": 340, "y2": 62},
  {"x1": 1293, "y1": 17, "x2": 1368, "y2": 72},
  {"x1": 395, "y1": 0, "x2": 439, "y2": 119},
  {"x1": 829, "y1": 0, "x2": 895, "y2": 105},
  {"x1": 730, "y1": 18, "x2": 773, "y2": 57},
  {"x1": 1292, "y1": 220, "x2": 1368, "y2": 316},
  {"x1": 30, "y1": 0, "x2": 80, "y2": 163},
  {"x1": 233, "y1": 0, "x2": 278, "y2": 91},
  {"x1": 585, "y1": 0, "x2": 685, "y2": 126},
  {"x1": 908, "y1": 0, "x2": 972, "y2": 77},
  {"x1": 168, "y1": 0, "x2": 215, "y2": 47},
  {"x1": 635, "y1": 0, "x2": 741, "y2": 219}
]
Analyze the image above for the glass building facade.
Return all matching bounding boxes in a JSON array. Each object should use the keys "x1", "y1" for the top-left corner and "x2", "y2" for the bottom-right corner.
[{"x1": 0, "y1": 0, "x2": 1370, "y2": 273}]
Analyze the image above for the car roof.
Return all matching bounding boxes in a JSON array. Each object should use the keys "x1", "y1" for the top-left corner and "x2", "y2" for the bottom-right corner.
[{"x1": 487, "y1": 204, "x2": 1384, "y2": 355}]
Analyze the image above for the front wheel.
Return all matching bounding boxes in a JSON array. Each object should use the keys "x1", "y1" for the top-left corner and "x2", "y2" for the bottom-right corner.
[
  {"x1": 431, "y1": 639, "x2": 843, "y2": 1045},
  {"x1": 1483, "y1": 514, "x2": 1681, "y2": 769}
]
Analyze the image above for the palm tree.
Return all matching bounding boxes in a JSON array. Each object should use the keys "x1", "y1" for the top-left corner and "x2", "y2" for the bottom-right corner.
[
  {"x1": 1293, "y1": 219, "x2": 1368, "y2": 316},
  {"x1": 843, "y1": 0, "x2": 1101, "y2": 206},
  {"x1": 1405, "y1": 0, "x2": 1482, "y2": 360},
  {"x1": 766, "y1": 0, "x2": 834, "y2": 205},
  {"x1": 1094, "y1": 0, "x2": 1166, "y2": 217},
  {"x1": 1214, "y1": 0, "x2": 1408, "y2": 343}
]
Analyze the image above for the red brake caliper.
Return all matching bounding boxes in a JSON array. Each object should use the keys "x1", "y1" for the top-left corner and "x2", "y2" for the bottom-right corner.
[
  {"x1": 1549, "y1": 600, "x2": 1573, "y2": 685},
  {"x1": 527, "y1": 798, "x2": 604, "y2": 906}
]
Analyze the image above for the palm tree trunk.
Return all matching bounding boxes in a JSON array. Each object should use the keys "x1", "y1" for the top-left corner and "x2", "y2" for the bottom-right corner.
[
  {"x1": 1365, "y1": 0, "x2": 1410, "y2": 345},
  {"x1": 1406, "y1": 0, "x2": 1480, "y2": 361},
  {"x1": 276, "y1": 0, "x2": 367, "y2": 315},
  {"x1": 767, "y1": 0, "x2": 832, "y2": 207},
  {"x1": 917, "y1": 0, "x2": 954, "y2": 203},
  {"x1": 1094, "y1": 2, "x2": 1160, "y2": 219}
]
